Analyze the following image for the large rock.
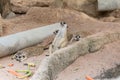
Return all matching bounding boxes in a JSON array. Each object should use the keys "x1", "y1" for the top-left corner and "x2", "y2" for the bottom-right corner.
[
  {"x1": 0, "y1": 0, "x2": 15, "y2": 18},
  {"x1": 53, "y1": 0, "x2": 98, "y2": 17},
  {"x1": 4, "y1": 7, "x2": 120, "y2": 36},
  {"x1": 11, "y1": 0, "x2": 98, "y2": 17},
  {"x1": 0, "y1": 16, "x2": 3, "y2": 36},
  {"x1": 11, "y1": 0, "x2": 54, "y2": 13}
]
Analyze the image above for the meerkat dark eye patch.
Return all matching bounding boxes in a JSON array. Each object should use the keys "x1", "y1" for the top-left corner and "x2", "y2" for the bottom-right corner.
[
  {"x1": 22, "y1": 55, "x2": 25, "y2": 58},
  {"x1": 19, "y1": 56, "x2": 21, "y2": 58},
  {"x1": 75, "y1": 35, "x2": 80, "y2": 41},
  {"x1": 60, "y1": 21, "x2": 66, "y2": 26},
  {"x1": 53, "y1": 30, "x2": 59, "y2": 35},
  {"x1": 76, "y1": 35, "x2": 80, "y2": 38}
]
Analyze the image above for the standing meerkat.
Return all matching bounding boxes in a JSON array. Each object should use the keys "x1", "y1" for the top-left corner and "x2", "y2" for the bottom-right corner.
[
  {"x1": 49, "y1": 21, "x2": 68, "y2": 55},
  {"x1": 48, "y1": 22, "x2": 81, "y2": 55}
]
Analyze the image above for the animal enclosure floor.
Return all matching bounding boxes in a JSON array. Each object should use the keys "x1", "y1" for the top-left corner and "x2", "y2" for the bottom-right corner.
[
  {"x1": 56, "y1": 41, "x2": 120, "y2": 80},
  {"x1": 1, "y1": 41, "x2": 120, "y2": 80},
  {"x1": 0, "y1": 53, "x2": 46, "y2": 80},
  {"x1": 0, "y1": 6, "x2": 120, "y2": 80}
]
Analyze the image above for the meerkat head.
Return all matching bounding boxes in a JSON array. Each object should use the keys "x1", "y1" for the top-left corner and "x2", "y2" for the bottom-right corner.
[
  {"x1": 12, "y1": 51, "x2": 27, "y2": 62},
  {"x1": 71, "y1": 34, "x2": 81, "y2": 42},
  {"x1": 60, "y1": 21, "x2": 68, "y2": 28},
  {"x1": 74, "y1": 35, "x2": 80, "y2": 41},
  {"x1": 60, "y1": 21, "x2": 66, "y2": 26}
]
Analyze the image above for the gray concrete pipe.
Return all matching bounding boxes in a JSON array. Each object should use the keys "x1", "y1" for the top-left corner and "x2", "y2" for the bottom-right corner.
[
  {"x1": 98, "y1": 0, "x2": 120, "y2": 11},
  {"x1": 0, "y1": 22, "x2": 62, "y2": 57}
]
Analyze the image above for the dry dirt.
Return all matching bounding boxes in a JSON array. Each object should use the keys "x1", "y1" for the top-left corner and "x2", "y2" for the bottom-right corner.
[
  {"x1": 0, "y1": 52, "x2": 46, "y2": 80},
  {"x1": 0, "y1": 1, "x2": 120, "y2": 80}
]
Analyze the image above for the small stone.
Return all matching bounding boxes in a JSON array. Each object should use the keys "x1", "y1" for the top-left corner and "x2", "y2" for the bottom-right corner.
[{"x1": 5, "y1": 12, "x2": 16, "y2": 19}]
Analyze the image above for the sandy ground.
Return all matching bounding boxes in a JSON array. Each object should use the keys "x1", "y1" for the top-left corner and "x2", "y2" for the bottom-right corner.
[
  {"x1": 0, "y1": 52, "x2": 46, "y2": 80},
  {"x1": 0, "y1": 5, "x2": 120, "y2": 80}
]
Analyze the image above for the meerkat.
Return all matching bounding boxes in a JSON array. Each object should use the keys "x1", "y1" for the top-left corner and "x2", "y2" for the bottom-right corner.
[
  {"x1": 11, "y1": 51, "x2": 27, "y2": 62},
  {"x1": 48, "y1": 21, "x2": 68, "y2": 55},
  {"x1": 48, "y1": 22, "x2": 81, "y2": 55},
  {"x1": 69, "y1": 34, "x2": 81, "y2": 43}
]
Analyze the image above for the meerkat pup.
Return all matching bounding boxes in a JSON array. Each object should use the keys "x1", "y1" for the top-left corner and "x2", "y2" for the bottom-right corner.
[{"x1": 49, "y1": 21, "x2": 68, "y2": 55}]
